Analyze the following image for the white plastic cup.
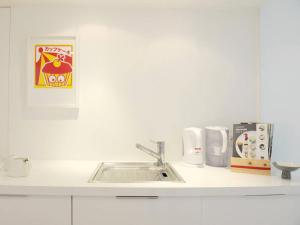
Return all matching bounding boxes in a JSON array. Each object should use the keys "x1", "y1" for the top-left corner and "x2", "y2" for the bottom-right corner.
[{"x1": 3, "y1": 156, "x2": 31, "y2": 177}]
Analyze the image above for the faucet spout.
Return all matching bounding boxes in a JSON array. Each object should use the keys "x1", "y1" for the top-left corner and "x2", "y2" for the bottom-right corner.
[
  {"x1": 136, "y1": 144, "x2": 160, "y2": 160},
  {"x1": 136, "y1": 141, "x2": 165, "y2": 167}
]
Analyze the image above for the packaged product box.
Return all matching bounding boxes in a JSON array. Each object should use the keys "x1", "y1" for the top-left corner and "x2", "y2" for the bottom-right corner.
[{"x1": 231, "y1": 123, "x2": 274, "y2": 175}]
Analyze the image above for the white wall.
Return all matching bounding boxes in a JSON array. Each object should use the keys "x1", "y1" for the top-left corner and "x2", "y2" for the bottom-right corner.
[
  {"x1": 261, "y1": 0, "x2": 300, "y2": 165},
  {"x1": 9, "y1": 6, "x2": 259, "y2": 160},
  {"x1": 0, "y1": 8, "x2": 10, "y2": 159}
]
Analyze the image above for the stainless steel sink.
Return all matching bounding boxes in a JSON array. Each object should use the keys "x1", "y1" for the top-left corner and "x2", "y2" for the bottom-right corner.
[{"x1": 89, "y1": 162, "x2": 185, "y2": 183}]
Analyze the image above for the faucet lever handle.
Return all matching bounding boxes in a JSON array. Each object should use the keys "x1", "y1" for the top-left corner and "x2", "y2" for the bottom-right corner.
[
  {"x1": 150, "y1": 140, "x2": 165, "y2": 154},
  {"x1": 150, "y1": 140, "x2": 164, "y2": 145}
]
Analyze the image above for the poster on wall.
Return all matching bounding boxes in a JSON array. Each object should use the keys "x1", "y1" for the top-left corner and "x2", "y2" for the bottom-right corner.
[
  {"x1": 26, "y1": 36, "x2": 78, "y2": 119},
  {"x1": 34, "y1": 44, "x2": 73, "y2": 88}
]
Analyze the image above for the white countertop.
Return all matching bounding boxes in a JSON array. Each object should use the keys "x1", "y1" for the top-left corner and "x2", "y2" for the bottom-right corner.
[{"x1": 0, "y1": 160, "x2": 300, "y2": 197}]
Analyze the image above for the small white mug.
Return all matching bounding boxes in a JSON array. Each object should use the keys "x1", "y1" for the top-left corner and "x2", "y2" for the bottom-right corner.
[{"x1": 3, "y1": 156, "x2": 31, "y2": 177}]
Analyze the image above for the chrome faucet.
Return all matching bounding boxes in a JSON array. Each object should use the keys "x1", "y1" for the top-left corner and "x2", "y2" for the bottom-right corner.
[{"x1": 136, "y1": 141, "x2": 165, "y2": 167}]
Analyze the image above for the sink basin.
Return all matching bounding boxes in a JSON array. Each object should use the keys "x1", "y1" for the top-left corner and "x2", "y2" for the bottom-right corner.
[{"x1": 89, "y1": 162, "x2": 185, "y2": 183}]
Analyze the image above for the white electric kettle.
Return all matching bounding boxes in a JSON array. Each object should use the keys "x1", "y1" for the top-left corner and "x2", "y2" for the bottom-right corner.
[
  {"x1": 182, "y1": 127, "x2": 205, "y2": 166},
  {"x1": 205, "y1": 126, "x2": 230, "y2": 167}
]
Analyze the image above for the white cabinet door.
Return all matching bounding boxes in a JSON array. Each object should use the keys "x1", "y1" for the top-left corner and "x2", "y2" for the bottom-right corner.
[
  {"x1": 203, "y1": 195, "x2": 300, "y2": 225},
  {"x1": 73, "y1": 196, "x2": 203, "y2": 225},
  {"x1": 0, "y1": 7, "x2": 10, "y2": 158},
  {"x1": 0, "y1": 195, "x2": 71, "y2": 225}
]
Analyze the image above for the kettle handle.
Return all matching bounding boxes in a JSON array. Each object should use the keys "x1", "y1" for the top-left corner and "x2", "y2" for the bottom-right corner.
[
  {"x1": 220, "y1": 129, "x2": 228, "y2": 153},
  {"x1": 195, "y1": 129, "x2": 203, "y2": 148}
]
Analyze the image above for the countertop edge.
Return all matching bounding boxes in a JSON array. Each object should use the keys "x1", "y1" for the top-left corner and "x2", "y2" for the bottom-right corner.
[{"x1": 1, "y1": 185, "x2": 300, "y2": 197}]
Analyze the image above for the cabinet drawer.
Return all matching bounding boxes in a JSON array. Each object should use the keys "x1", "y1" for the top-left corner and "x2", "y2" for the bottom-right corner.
[
  {"x1": 73, "y1": 196, "x2": 203, "y2": 225},
  {"x1": 203, "y1": 195, "x2": 300, "y2": 225},
  {"x1": 0, "y1": 195, "x2": 71, "y2": 225}
]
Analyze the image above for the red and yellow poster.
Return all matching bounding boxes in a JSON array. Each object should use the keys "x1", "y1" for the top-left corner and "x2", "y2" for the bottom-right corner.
[{"x1": 34, "y1": 44, "x2": 73, "y2": 88}]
